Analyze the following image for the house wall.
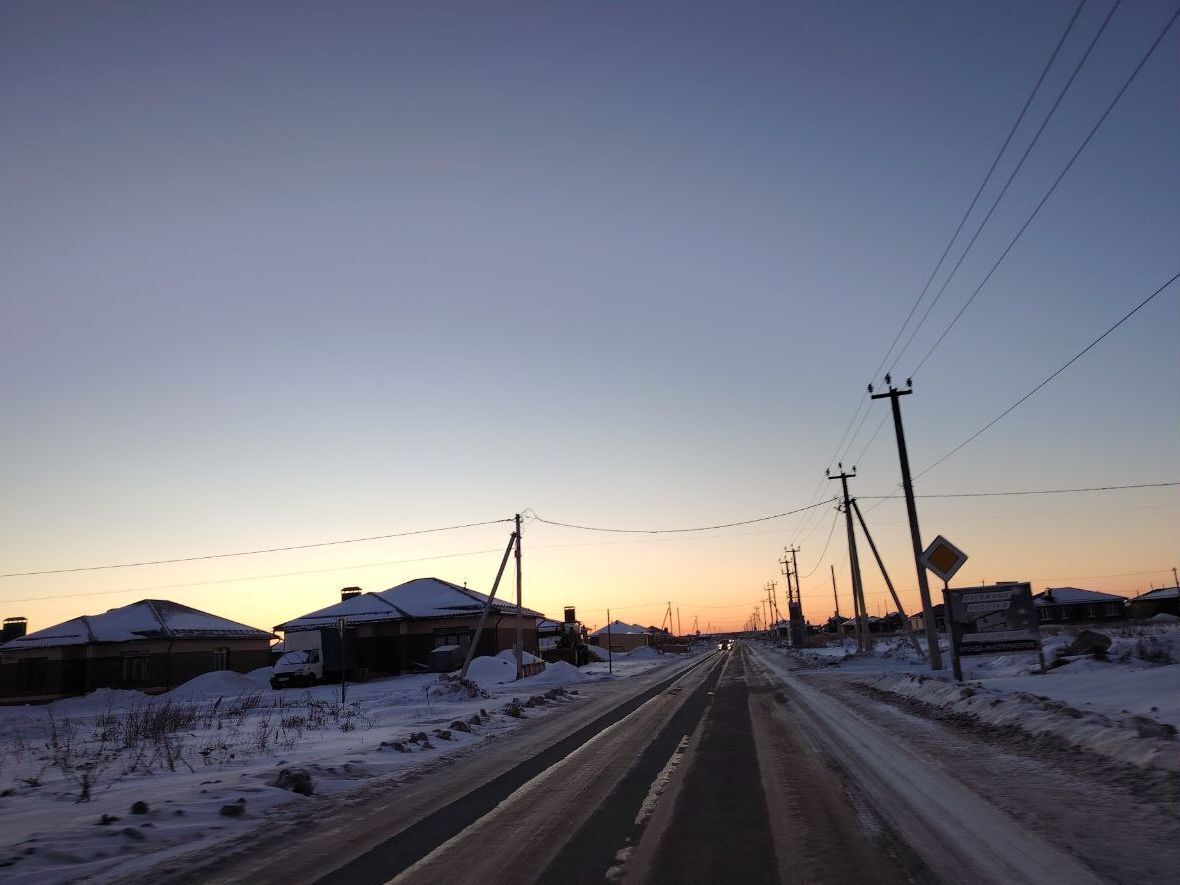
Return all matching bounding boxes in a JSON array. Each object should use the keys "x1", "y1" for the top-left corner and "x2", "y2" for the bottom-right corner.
[
  {"x1": 589, "y1": 631, "x2": 649, "y2": 653},
  {"x1": 0, "y1": 638, "x2": 271, "y2": 703},
  {"x1": 1036, "y1": 602, "x2": 1126, "y2": 624},
  {"x1": 298, "y1": 615, "x2": 540, "y2": 677}
]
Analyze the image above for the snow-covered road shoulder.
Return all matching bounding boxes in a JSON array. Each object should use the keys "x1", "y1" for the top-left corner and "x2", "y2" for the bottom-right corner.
[{"x1": 781, "y1": 622, "x2": 1180, "y2": 772}]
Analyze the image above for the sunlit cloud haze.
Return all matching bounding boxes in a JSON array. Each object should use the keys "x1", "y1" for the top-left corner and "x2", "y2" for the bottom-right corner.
[{"x1": 1, "y1": 0, "x2": 1177, "y2": 635}]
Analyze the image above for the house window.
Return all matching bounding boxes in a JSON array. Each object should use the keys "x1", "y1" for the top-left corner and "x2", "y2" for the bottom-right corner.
[
  {"x1": 17, "y1": 658, "x2": 48, "y2": 693},
  {"x1": 212, "y1": 648, "x2": 229, "y2": 671},
  {"x1": 433, "y1": 630, "x2": 472, "y2": 648},
  {"x1": 121, "y1": 652, "x2": 149, "y2": 683},
  {"x1": 1038, "y1": 608, "x2": 1050, "y2": 621}
]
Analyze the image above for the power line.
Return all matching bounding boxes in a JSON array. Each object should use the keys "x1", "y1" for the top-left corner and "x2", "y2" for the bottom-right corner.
[
  {"x1": 890, "y1": 0, "x2": 1122, "y2": 374},
  {"x1": 0, "y1": 547, "x2": 508, "y2": 605},
  {"x1": 871, "y1": 0, "x2": 1090, "y2": 399},
  {"x1": 529, "y1": 499, "x2": 837, "y2": 534},
  {"x1": 0, "y1": 518, "x2": 514, "y2": 579},
  {"x1": 910, "y1": 5, "x2": 1180, "y2": 377},
  {"x1": 915, "y1": 271, "x2": 1180, "y2": 479},
  {"x1": 800, "y1": 505, "x2": 841, "y2": 579},
  {"x1": 832, "y1": 0, "x2": 1091, "y2": 468},
  {"x1": 861, "y1": 481, "x2": 1178, "y2": 499}
]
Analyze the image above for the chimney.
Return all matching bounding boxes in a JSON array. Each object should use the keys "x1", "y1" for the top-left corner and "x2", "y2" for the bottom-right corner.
[
  {"x1": 341, "y1": 587, "x2": 362, "y2": 602},
  {"x1": 2, "y1": 617, "x2": 28, "y2": 643},
  {"x1": 564, "y1": 606, "x2": 576, "y2": 624}
]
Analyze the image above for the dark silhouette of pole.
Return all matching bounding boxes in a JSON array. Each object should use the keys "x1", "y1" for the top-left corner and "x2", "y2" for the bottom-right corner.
[
  {"x1": 871, "y1": 377, "x2": 943, "y2": 670},
  {"x1": 514, "y1": 513, "x2": 524, "y2": 679},
  {"x1": 828, "y1": 465, "x2": 869, "y2": 652},
  {"x1": 851, "y1": 497, "x2": 923, "y2": 657}
]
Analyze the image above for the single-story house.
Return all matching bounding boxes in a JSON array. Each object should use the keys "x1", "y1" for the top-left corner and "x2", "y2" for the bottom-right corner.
[
  {"x1": 1034, "y1": 587, "x2": 1127, "y2": 624},
  {"x1": 273, "y1": 578, "x2": 543, "y2": 676},
  {"x1": 0, "y1": 600, "x2": 274, "y2": 703},
  {"x1": 910, "y1": 603, "x2": 948, "y2": 634},
  {"x1": 1128, "y1": 586, "x2": 1180, "y2": 619},
  {"x1": 588, "y1": 620, "x2": 650, "y2": 653}
]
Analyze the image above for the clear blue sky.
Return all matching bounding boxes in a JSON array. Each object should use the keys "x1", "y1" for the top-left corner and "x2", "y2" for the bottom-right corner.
[{"x1": 1, "y1": 0, "x2": 1177, "y2": 633}]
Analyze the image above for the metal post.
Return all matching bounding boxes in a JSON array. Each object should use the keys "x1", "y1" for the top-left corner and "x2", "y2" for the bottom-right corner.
[
  {"x1": 943, "y1": 580, "x2": 963, "y2": 681},
  {"x1": 872, "y1": 381, "x2": 943, "y2": 669},
  {"x1": 514, "y1": 513, "x2": 524, "y2": 680},
  {"x1": 606, "y1": 610, "x2": 613, "y2": 676},
  {"x1": 338, "y1": 617, "x2": 347, "y2": 706}
]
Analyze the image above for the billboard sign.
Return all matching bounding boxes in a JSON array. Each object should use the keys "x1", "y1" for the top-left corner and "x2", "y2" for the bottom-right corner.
[{"x1": 945, "y1": 582, "x2": 1041, "y2": 657}]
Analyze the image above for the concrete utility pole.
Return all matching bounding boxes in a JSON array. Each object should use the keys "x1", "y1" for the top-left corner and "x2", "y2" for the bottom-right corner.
[
  {"x1": 787, "y1": 544, "x2": 805, "y2": 645},
  {"x1": 829, "y1": 465, "x2": 869, "y2": 652},
  {"x1": 514, "y1": 513, "x2": 524, "y2": 679},
  {"x1": 870, "y1": 377, "x2": 943, "y2": 670},
  {"x1": 831, "y1": 564, "x2": 841, "y2": 621}
]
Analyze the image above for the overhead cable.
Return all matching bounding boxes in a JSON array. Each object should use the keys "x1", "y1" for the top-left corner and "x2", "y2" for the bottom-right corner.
[{"x1": 0, "y1": 518, "x2": 514, "y2": 579}]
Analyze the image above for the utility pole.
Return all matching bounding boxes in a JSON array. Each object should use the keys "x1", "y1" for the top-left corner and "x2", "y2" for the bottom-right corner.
[
  {"x1": 606, "y1": 608, "x2": 613, "y2": 676},
  {"x1": 1173, "y1": 566, "x2": 1178, "y2": 587},
  {"x1": 871, "y1": 377, "x2": 943, "y2": 670},
  {"x1": 831, "y1": 564, "x2": 841, "y2": 622},
  {"x1": 677, "y1": 608, "x2": 682, "y2": 638},
  {"x1": 514, "y1": 513, "x2": 524, "y2": 679},
  {"x1": 829, "y1": 464, "x2": 869, "y2": 652},
  {"x1": 787, "y1": 545, "x2": 805, "y2": 645}
]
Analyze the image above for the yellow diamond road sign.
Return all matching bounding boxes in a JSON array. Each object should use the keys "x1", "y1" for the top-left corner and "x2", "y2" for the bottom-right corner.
[{"x1": 921, "y1": 535, "x2": 968, "y2": 583}]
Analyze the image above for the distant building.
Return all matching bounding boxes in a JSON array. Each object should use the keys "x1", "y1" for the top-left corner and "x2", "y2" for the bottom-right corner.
[
  {"x1": 1033, "y1": 587, "x2": 1127, "y2": 624},
  {"x1": 273, "y1": 578, "x2": 543, "y2": 676},
  {"x1": 0, "y1": 600, "x2": 273, "y2": 704},
  {"x1": 1128, "y1": 586, "x2": 1180, "y2": 619},
  {"x1": 910, "y1": 603, "x2": 948, "y2": 634},
  {"x1": 588, "y1": 620, "x2": 650, "y2": 653}
]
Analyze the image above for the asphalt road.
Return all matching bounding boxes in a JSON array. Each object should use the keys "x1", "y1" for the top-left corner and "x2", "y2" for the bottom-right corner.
[{"x1": 387, "y1": 644, "x2": 931, "y2": 885}]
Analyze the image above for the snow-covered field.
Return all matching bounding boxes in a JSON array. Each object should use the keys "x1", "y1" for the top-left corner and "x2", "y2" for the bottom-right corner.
[
  {"x1": 0, "y1": 648, "x2": 693, "y2": 883},
  {"x1": 779, "y1": 621, "x2": 1180, "y2": 771}
]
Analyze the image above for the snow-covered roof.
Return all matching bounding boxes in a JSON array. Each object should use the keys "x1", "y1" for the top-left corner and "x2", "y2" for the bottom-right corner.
[
  {"x1": 589, "y1": 620, "x2": 649, "y2": 637},
  {"x1": 1, "y1": 600, "x2": 273, "y2": 651},
  {"x1": 1035, "y1": 587, "x2": 1126, "y2": 606},
  {"x1": 1134, "y1": 586, "x2": 1179, "y2": 601},
  {"x1": 537, "y1": 619, "x2": 562, "y2": 631},
  {"x1": 275, "y1": 577, "x2": 544, "y2": 632}
]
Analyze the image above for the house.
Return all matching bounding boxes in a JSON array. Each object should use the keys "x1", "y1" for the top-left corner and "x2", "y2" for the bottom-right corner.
[
  {"x1": 910, "y1": 603, "x2": 948, "y2": 634},
  {"x1": 1034, "y1": 587, "x2": 1127, "y2": 624},
  {"x1": 0, "y1": 600, "x2": 274, "y2": 704},
  {"x1": 273, "y1": 578, "x2": 543, "y2": 676},
  {"x1": 588, "y1": 620, "x2": 650, "y2": 653},
  {"x1": 1128, "y1": 586, "x2": 1180, "y2": 619}
]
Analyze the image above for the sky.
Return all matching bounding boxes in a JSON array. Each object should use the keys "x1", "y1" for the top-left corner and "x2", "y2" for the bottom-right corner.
[{"x1": 1, "y1": 0, "x2": 1177, "y2": 636}]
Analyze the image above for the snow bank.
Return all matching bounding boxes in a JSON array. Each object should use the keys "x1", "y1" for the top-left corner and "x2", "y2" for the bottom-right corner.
[
  {"x1": 495, "y1": 649, "x2": 540, "y2": 665},
  {"x1": 867, "y1": 670, "x2": 1179, "y2": 771},
  {"x1": 46, "y1": 687, "x2": 146, "y2": 717},
  {"x1": 246, "y1": 666, "x2": 275, "y2": 685},
  {"x1": 520, "y1": 661, "x2": 591, "y2": 686},
  {"x1": 465, "y1": 655, "x2": 520, "y2": 685},
  {"x1": 617, "y1": 646, "x2": 660, "y2": 661},
  {"x1": 166, "y1": 670, "x2": 268, "y2": 699}
]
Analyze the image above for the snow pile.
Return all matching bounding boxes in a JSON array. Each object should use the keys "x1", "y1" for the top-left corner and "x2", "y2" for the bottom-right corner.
[
  {"x1": 166, "y1": 670, "x2": 269, "y2": 699},
  {"x1": 46, "y1": 687, "x2": 147, "y2": 717},
  {"x1": 868, "y1": 670, "x2": 1179, "y2": 771},
  {"x1": 495, "y1": 649, "x2": 541, "y2": 665},
  {"x1": 246, "y1": 666, "x2": 275, "y2": 685},
  {"x1": 464, "y1": 655, "x2": 520, "y2": 685},
  {"x1": 617, "y1": 646, "x2": 660, "y2": 661},
  {"x1": 521, "y1": 660, "x2": 591, "y2": 686}
]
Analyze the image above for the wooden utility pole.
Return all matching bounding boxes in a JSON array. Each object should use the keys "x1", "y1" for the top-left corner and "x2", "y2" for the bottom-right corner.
[
  {"x1": 831, "y1": 564, "x2": 841, "y2": 621},
  {"x1": 851, "y1": 498, "x2": 923, "y2": 657},
  {"x1": 459, "y1": 529, "x2": 518, "y2": 681},
  {"x1": 514, "y1": 513, "x2": 524, "y2": 679},
  {"x1": 870, "y1": 377, "x2": 943, "y2": 670},
  {"x1": 829, "y1": 465, "x2": 869, "y2": 652}
]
